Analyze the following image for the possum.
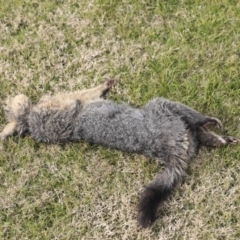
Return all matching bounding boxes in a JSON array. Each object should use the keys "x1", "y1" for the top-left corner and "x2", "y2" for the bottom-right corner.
[{"x1": 0, "y1": 82, "x2": 238, "y2": 227}]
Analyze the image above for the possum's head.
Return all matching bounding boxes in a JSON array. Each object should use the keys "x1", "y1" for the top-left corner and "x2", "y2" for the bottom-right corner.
[
  {"x1": 4, "y1": 94, "x2": 32, "y2": 136},
  {"x1": 4, "y1": 94, "x2": 32, "y2": 121}
]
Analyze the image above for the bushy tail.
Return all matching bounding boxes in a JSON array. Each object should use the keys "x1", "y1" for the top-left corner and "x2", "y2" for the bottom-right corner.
[
  {"x1": 137, "y1": 165, "x2": 186, "y2": 228},
  {"x1": 3, "y1": 94, "x2": 32, "y2": 137}
]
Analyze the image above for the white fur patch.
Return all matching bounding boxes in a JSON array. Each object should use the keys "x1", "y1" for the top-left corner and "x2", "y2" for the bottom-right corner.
[
  {"x1": 218, "y1": 136, "x2": 227, "y2": 144},
  {"x1": 182, "y1": 134, "x2": 189, "y2": 150}
]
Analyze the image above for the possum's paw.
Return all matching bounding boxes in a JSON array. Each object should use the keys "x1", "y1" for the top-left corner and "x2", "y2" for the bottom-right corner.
[
  {"x1": 222, "y1": 136, "x2": 239, "y2": 145},
  {"x1": 211, "y1": 135, "x2": 239, "y2": 147},
  {"x1": 202, "y1": 117, "x2": 223, "y2": 130},
  {"x1": 104, "y1": 79, "x2": 117, "y2": 89},
  {"x1": 0, "y1": 132, "x2": 6, "y2": 140},
  {"x1": 100, "y1": 79, "x2": 117, "y2": 97}
]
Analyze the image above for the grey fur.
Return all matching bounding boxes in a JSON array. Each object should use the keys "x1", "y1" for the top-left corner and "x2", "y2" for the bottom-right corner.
[
  {"x1": 1, "y1": 84, "x2": 238, "y2": 228},
  {"x1": 24, "y1": 97, "x2": 238, "y2": 227},
  {"x1": 29, "y1": 100, "x2": 83, "y2": 143}
]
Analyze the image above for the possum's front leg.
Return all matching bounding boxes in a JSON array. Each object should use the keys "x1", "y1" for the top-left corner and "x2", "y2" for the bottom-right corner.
[
  {"x1": 37, "y1": 79, "x2": 117, "y2": 110},
  {"x1": 0, "y1": 122, "x2": 17, "y2": 140},
  {"x1": 73, "y1": 79, "x2": 117, "y2": 103}
]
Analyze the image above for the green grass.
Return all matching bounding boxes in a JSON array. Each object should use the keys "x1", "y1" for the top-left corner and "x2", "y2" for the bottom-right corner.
[{"x1": 0, "y1": 0, "x2": 240, "y2": 239}]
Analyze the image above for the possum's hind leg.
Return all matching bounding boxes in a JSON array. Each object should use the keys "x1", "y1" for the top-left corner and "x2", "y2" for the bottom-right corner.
[
  {"x1": 200, "y1": 116, "x2": 223, "y2": 130},
  {"x1": 198, "y1": 127, "x2": 238, "y2": 147},
  {"x1": 147, "y1": 98, "x2": 223, "y2": 130},
  {"x1": 144, "y1": 98, "x2": 204, "y2": 127}
]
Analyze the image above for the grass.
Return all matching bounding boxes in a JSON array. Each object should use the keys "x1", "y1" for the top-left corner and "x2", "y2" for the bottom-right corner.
[{"x1": 0, "y1": 0, "x2": 240, "y2": 239}]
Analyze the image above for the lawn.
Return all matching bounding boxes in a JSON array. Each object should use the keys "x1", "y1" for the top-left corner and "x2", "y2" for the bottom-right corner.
[{"x1": 0, "y1": 0, "x2": 240, "y2": 239}]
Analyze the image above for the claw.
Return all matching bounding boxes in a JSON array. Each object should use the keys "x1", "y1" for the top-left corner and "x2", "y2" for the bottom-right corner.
[
  {"x1": 100, "y1": 79, "x2": 117, "y2": 98},
  {"x1": 104, "y1": 79, "x2": 117, "y2": 89},
  {"x1": 222, "y1": 136, "x2": 239, "y2": 145},
  {"x1": 203, "y1": 117, "x2": 223, "y2": 131}
]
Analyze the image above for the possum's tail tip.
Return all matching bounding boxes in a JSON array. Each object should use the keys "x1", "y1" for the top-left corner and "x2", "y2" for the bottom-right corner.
[
  {"x1": 137, "y1": 164, "x2": 186, "y2": 228},
  {"x1": 137, "y1": 186, "x2": 160, "y2": 228}
]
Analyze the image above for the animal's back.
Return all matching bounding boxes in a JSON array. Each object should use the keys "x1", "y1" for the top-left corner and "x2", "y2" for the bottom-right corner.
[{"x1": 72, "y1": 100, "x2": 190, "y2": 159}]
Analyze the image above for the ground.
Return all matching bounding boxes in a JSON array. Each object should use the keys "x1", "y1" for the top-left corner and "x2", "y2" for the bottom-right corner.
[{"x1": 0, "y1": 0, "x2": 240, "y2": 239}]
